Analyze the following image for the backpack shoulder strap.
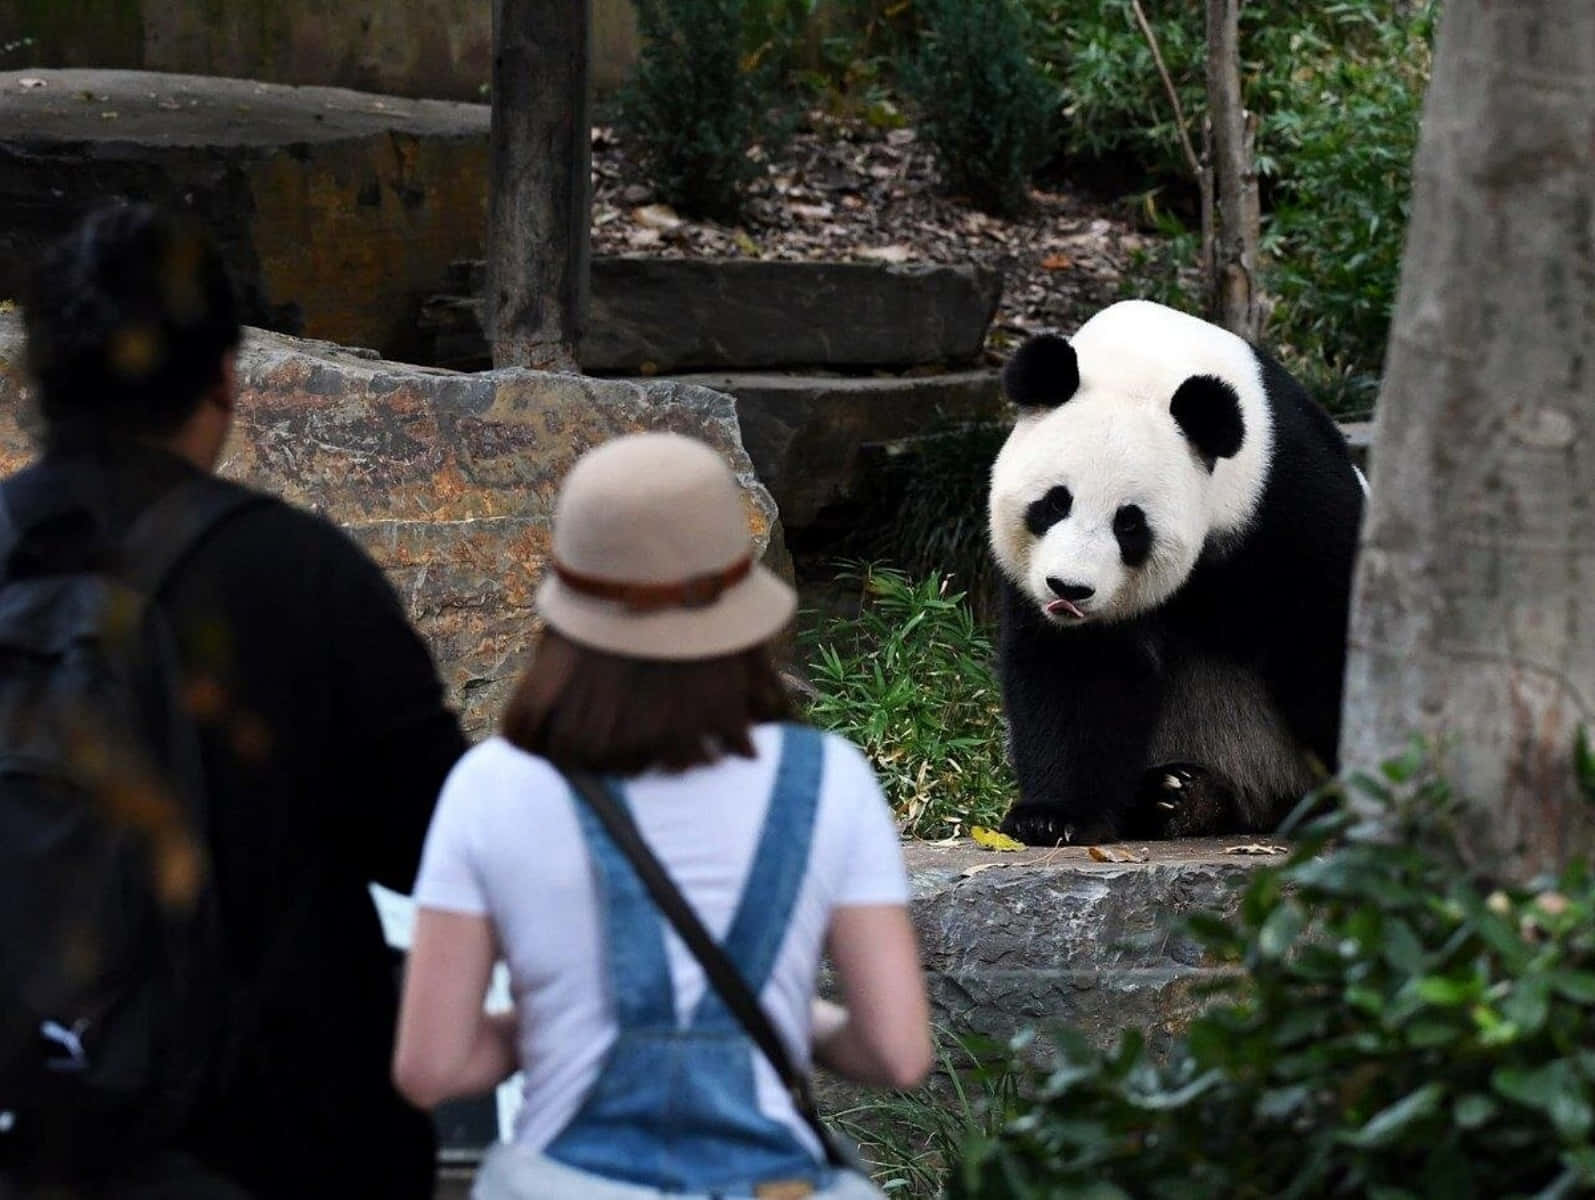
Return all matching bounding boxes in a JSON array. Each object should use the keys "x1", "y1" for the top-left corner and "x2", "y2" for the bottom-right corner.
[
  {"x1": 119, "y1": 475, "x2": 269, "y2": 598},
  {"x1": 0, "y1": 483, "x2": 21, "y2": 574}
]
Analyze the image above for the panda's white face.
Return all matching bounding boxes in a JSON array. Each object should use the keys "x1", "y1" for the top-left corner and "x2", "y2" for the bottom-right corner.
[
  {"x1": 988, "y1": 301, "x2": 1276, "y2": 628},
  {"x1": 990, "y1": 404, "x2": 1211, "y2": 626}
]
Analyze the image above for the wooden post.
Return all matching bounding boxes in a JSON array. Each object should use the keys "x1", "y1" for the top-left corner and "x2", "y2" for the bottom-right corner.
[
  {"x1": 488, "y1": 0, "x2": 592, "y2": 372},
  {"x1": 1204, "y1": 0, "x2": 1261, "y2": 340}
]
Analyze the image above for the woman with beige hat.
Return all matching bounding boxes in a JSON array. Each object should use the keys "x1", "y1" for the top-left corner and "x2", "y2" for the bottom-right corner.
[{"x1": 392, "y1": 433, "x2": 932, "y2": 1198}]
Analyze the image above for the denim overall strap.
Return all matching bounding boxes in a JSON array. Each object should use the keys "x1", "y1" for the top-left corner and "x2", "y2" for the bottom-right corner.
[
  {"x1": 690, "y1": 722, "x2": 824, "y2": 1029},
  {"x1": 545, "y1": 725, "x2": 832, "y2": 1194},
  {"x1": 565, "y1": 778, "x2": 678, "y2": 1029}
]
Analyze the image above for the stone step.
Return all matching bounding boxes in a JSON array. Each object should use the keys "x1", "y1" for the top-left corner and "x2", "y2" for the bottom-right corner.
[
  {"x1": 0, "y1": 68, "x2": 489, "y2": 363},
  {"x1": 420, "y1": 257, "x2": 1003, "y2": 374},
  {"x1": 666, "y1": 369, "x2": 1005, "y2": 530}
]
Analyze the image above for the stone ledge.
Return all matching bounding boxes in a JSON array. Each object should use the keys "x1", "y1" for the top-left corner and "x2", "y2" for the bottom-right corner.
[
  {"x1": 421, "y1": 257, "x2": 1004, "y2": 374},
  {"x1": 902, "y1": 839, "x2": 1259, "y2": 1048},
  {"x1": 0, "y1": 69, "x2": 489, "y2": 361}
]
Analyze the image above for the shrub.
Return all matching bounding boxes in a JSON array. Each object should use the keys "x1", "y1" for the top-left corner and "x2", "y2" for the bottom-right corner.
[
  {"x1": 1026, "y1": 0, "x2": 1437, "y2": 417},
  {"x1": 947, "y1": 740, "x2": 1595, "y2": 1198},
  {"x1": 801, "y1": 565, "x2": 1011, "y2": 839},
  {"x1": 899, "y1": 0, "x2": 1058, "y2": 216},
  {"x1": 845, "y1": 422, "x2": 1012, "y2": 619},
  {"x1": 620, "y1": 0, "x2": 788, "y2": 220}
]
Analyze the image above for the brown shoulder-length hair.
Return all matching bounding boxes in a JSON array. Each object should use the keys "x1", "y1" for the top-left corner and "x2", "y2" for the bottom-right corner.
[{"x1": 501, "y1": 627, "x2": 793, "y2": 775}]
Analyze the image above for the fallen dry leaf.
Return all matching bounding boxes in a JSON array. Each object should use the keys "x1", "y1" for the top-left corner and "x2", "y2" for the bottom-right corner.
[
  {"x1": 788, "y1": 202, "x2": 835, "y2": 221},
  {"x1": 1041, "y1": 254, "x2": 1073, "y2": 271},
  {"x1": 970, "y1": 825, "x2": 1026, "y2": 852},
  {"x1": 1088, "y1": 845, "x2": 1150, "y2": 863},
  {"x1": 1224, "y1": 843, "x2": 1290, "y2": 856},
  {"x1": 857, "y1": 244, "x2": 912, "y2": 264},
  {"x1": 632, "y1": 203, "x2": 683, "y2": 231},
  {"x1": 959, "y1": 862, "x2": 1009, "y2": 880}
]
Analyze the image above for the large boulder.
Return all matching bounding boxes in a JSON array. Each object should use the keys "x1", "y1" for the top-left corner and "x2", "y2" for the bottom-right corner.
[
  {"x1": 421, "y1": 258, "x2": 1005, "y2": 373},
  {"x1": 0, "y1": 316, "x2": 786, "y2": 737},
  {"x1": 0, "y1": 69, "x2": 489, "y2": 362}
]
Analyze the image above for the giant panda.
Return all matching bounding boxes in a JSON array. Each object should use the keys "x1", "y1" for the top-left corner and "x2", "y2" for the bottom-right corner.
[{"x1": 987, "y1": 300, "x2": 1366, "y2": 845}]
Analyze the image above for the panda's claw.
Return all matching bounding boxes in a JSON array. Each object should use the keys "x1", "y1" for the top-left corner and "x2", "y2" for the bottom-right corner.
[{"x1": 1163, "y1": 772, "x2": 1183, "y2": 790}]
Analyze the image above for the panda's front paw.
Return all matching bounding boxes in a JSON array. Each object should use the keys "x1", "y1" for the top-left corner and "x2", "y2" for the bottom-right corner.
[
  {"x1": 998, "y1": 804, "x2": 1076, "y2": 847},
  {"x1": 1129, "y1": 763, "x2": 1238, "y2": 838},
  {"x1": 999, "y1": 804, "x2": 1114, "y2": 847}
]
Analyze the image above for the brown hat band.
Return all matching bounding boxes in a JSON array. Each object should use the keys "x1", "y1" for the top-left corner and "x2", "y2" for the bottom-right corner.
[{"x1": 553, "y1": 555, "x2": 754, "y2": 613}]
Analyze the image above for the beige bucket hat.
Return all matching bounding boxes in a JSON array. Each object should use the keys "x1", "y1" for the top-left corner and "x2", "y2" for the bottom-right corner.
[{"x1": 535, "y1": 432, "x2": 797, "y2": 660}]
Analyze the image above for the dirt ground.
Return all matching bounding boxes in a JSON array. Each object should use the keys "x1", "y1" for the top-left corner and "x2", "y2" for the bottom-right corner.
[{"x1": 590, "y1": 111, "x2": 1154, "y2": 355}]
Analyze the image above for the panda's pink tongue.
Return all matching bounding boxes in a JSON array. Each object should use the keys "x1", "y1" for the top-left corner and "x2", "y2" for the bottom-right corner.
[{"x1": 1046, "y1": 598, "x2": 1086, "y2": 620}]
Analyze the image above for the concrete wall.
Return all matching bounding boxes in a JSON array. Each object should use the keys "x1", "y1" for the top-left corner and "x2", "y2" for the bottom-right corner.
[{"x1": 1, "y1": 0, "x2": 640, "y2": 100}]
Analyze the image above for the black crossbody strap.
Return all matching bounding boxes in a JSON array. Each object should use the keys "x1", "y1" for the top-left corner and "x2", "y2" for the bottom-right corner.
[{"x1": 563, "y1": 769, "x2": 851, "y2": 1169}]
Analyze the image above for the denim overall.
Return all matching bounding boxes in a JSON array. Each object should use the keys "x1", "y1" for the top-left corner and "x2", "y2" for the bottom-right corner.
[{"x1": 544, "y1": 724, "x2": 832, "y2": 1196}]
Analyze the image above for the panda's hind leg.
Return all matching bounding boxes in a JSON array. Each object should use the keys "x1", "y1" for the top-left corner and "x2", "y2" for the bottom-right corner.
[{"x1": 1124, "y1": 763, "x2": 1243, "y2": 839}]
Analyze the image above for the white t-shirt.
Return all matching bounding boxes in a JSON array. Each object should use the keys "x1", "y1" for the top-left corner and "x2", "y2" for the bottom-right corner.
[{"x1": 412, "y1": 723, "x2": 910, "y2": 1153}]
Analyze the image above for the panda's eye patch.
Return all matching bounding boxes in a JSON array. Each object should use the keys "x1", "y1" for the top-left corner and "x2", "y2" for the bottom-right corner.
[
  {"x1": 1114, "y1": 504, "x2": 1152, "y2": 567},
  {"x1": 1113, "y1": 506, "x2": 1145, "y2": 537},
  {"x1": 1024, "y1": 486, "x2": 1073, "y2": 536}
]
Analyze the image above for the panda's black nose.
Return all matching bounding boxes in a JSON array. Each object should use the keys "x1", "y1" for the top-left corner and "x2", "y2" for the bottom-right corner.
[{"x1": 1046, "y1": 578, "x2": 1095, "y2": 602}]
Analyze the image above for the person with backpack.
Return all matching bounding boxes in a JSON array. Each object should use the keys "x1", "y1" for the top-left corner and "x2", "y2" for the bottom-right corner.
[
  {"x1": 393, "y1": 432, "x2": 933, "y2": 1199},
  {"x1": 0, "y1": 204, "x2": 468, "y2": 1198}
]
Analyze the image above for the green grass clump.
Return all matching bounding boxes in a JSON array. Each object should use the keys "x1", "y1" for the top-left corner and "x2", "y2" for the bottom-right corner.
[{"x1": 801, "y1": 565, "x2": 1011, "y2": 840}]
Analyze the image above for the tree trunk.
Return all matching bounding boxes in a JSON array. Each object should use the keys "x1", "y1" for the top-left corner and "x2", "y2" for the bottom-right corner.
[
  {"x1": 1340, "y1": 0, "x2": 1595, "y2": 877},
  {"x1": 1204, "y1": 0, "x2": 1261, "y2": 341},
  {"x1": 488, "y1": 0, "x2": 591, "y2": 372}
]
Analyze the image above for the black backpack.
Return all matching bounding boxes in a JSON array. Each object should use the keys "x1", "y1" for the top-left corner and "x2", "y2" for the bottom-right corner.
[{"x1": 0, "y1": 474, "x2": 263, "y2": 1175}]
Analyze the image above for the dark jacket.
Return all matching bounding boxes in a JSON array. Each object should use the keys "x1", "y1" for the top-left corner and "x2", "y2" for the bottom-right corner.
[{"x1": 3, "y1": 441, "x2": 469, "y2": 1199}]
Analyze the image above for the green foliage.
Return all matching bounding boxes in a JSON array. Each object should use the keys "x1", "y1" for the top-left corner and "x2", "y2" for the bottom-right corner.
[
  {"x1": 949, "y1": 741, "x2": 1595, "y2": 1198},
  {"x1": 849, "y1": 422, "x2": 1012, "y2": 617},
  {"x1": 1259, "y1": 3, "x2": 1436, "y2": 417},
  {"x1": 801, "y1": 565, "x2": 1011, "y2": 839},
  {"x1": 1028, "y1": 0, "x2": 1437, "y2": 417},
  {"x1": 899, "y1": 0, "x2": 1058, "y2": 216},
  {"x1": 621, "y1": 0, "x2": 790, "y2": 220},
  {"x1": 836, "y1": 1028, "x2": 1020, "y2": 1197}
]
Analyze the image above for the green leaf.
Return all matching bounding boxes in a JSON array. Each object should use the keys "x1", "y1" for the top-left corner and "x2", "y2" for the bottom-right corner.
[
  {"x1": 1549, "y1": 970, "x2": 1595, "y2": 1004},
  {"x1": 1494, "y1": 1061, "x2": 1595, "y2": 1140},
  {"x1": 1502, "y1": 977, "x2": 1553, "y2": 1035},
  {"x1": 1454, "y1": 1093, "x2": 1497, "y2": 1129},
  {"x1": 1382, "y1": 918, "x2": 1426, "y2": 974},
  {"x1": 1340, "y1": 1082, "x2": 1445, "y2": 1148},
  {"x1": 1416, "y1": 975, "x2": 1479, "y2": 1007},
  {"x1": 1259, "y1": 901, "x2": 1305, "y2": 959}
]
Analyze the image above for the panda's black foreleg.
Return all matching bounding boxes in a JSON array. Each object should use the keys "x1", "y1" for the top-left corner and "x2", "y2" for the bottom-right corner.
[{"x1": 995, "y1": 594, "x2": 1164, "y2": 845}]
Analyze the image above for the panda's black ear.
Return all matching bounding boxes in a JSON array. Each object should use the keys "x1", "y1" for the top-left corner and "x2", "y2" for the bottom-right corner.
[
  {"x1": 1170, "y1": 374, "x2": 1245, "y2": 470},
  {"x1": 1002, "y1": 334, "x2": 1079, "y2": 410}
]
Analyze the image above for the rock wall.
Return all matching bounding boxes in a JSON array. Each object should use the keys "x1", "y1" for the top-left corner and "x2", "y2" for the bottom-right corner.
[{"x1": 0, "y1": 316, "x2": 786, "y2": 737}]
